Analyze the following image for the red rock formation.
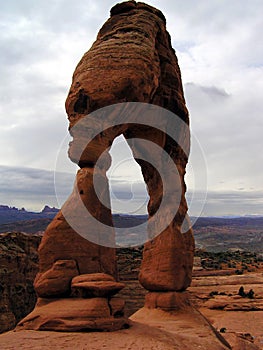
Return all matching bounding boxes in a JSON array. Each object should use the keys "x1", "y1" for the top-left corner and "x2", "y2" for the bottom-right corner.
[
  {"x1": 71, "y1": 273, "x2": 125, "y2": 298},
  {"x1": 34, "y1": 260, "x2": 79, "y2": 297},
  {"x1": 19, "y1": 0, "x2": 194, "y2": 332},
  {"x1": 65, "y1": 0, "x2": 194, "y2": 291},
  {"x1": 18, "y1": 297, "x2": 127, "y2": 332}
]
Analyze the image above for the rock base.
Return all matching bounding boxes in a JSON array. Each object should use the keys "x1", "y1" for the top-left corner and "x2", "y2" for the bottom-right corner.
[
  {"x1": 130, "y1": 307, "x2": 232, "y2": 350},
  {"x1": 17, "y1": 297, "x2": 129, "y2": 332},
  {"x1": 144, "y1": 291, "x2": 191, "y2": 312}
]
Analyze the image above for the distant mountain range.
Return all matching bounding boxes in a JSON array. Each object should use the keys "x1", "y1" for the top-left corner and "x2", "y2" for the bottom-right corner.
[
  {"x1": 0, "y1": 205, "x2": 262, "y2": 252},
  {"x1": 0, "y1": 205, "x2": 59, "y2": 225}
]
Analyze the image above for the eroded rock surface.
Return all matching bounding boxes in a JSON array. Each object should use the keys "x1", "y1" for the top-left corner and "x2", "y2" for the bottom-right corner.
[
  {"x1": 34, "y1": 260, "x2": 79, "y2": 297},
  {"x1": 18, "y1": 297, "x2": 128, "y2": 332},
  {"x1": 71, "y1": 273, "x2": 125, "y2": 297},
  {"x1": 0, "y1": 232, "x2": 41, "y2": 333}
]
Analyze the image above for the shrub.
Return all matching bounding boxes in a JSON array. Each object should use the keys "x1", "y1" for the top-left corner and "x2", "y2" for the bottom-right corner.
[
  {"x1": 238, "y1": 286, "x2": 246, "y2": 297},
  {"x1": 238, "y1": 286, "x2": 255, "y2": 299},
  {"x1": 247, "y1": 289, "x2": 255, "y2": 299}
]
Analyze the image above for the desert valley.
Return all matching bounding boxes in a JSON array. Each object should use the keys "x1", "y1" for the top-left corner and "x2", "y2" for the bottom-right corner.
[{"x1": 0, "y1": 206, "x2": 263, "y2": 349}]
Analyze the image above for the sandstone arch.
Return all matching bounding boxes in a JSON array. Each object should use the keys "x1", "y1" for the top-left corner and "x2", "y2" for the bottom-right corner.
[{"x1": 18, "y1": 1, "x2": 194, "y2": 332}]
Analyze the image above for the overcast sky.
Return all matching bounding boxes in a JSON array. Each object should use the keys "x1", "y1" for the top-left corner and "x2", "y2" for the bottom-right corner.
[{"x1": 0, "y1": 0, "x2": 262, "y2": 217}]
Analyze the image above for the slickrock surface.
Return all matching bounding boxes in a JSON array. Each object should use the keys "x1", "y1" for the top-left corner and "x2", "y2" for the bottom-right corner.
[
  {"x1": 189, "y1": 272, "x2": 263, "y2": 349},
  {"x1": 1, "y1": 233, "x2": 262, "y2": 348},
  {"x1": 1, "y1": 308, "x2": 232, "y2": 350}
]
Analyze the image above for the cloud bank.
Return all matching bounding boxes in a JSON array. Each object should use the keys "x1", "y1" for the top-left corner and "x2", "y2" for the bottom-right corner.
[{"x1": 0, "y1": 0, "x2": 262, "y2": 216}]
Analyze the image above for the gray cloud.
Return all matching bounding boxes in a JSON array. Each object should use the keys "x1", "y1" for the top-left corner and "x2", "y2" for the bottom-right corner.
[
  {"x1": 1, "y1": 165, "x2": 262, "y2": 217},
  {"x1": 0, "y1": 165, "x2": 74, "y2": 211},
  {"x1": 185, "y1": 83, "x2": 229, "y2": 99},
  {"x1": 196, "y1": 190, "x2": 263, "y2": 217},
  {"x1": 0, "y1": 0, "x2": 262, "y2": 216},
  {"x1": 184, "y1": 81, "x2": 263, "y2": 195}
]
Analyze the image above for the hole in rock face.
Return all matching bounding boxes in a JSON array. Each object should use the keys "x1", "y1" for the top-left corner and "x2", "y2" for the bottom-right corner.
[
  {"x1": 107, "y1": 135, "x2": 149, "y2": 217},
  {"x1": 73, "y1": 90, "x2": 89, "y2": 114}
]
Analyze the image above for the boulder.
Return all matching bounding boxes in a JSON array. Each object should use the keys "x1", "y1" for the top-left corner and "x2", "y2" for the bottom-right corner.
[
  {"x1": 34, "y1": 260, "x2": 79, "y2": 297},
  {"x1": 17, "y1": 297, "x2": 129, "y2": 332},
  {"x1": 145, "y1": 291, "x2": 191, "y2": 312},
  {"x1": 71, "y1": 273, "x2": 125, "y2": 297}
]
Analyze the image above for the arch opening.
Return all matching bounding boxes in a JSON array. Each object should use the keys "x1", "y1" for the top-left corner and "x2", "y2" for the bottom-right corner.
[{"x1": 107, "y1": 135, "x2": 149, "y2": 216}]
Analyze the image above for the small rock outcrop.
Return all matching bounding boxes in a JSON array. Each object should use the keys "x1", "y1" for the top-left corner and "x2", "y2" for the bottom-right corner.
[
  {"x1": 34, "y1": 260, "x2": 79, "y2": 297},
  {"x1": 19, "y1": 0, "x2": 194, "y2": 332},
  {"x1": 71, "y1": 273, "x2": 125, "y2": 298}
]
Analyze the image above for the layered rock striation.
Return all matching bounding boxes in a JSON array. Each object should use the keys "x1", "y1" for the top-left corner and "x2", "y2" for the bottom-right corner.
[
  {"x1": 0, "y1": 232, "x2": 41, "y2": 333},
  {"x1": 19, "y1": 1, "x2": 194, "y2": 332}
]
